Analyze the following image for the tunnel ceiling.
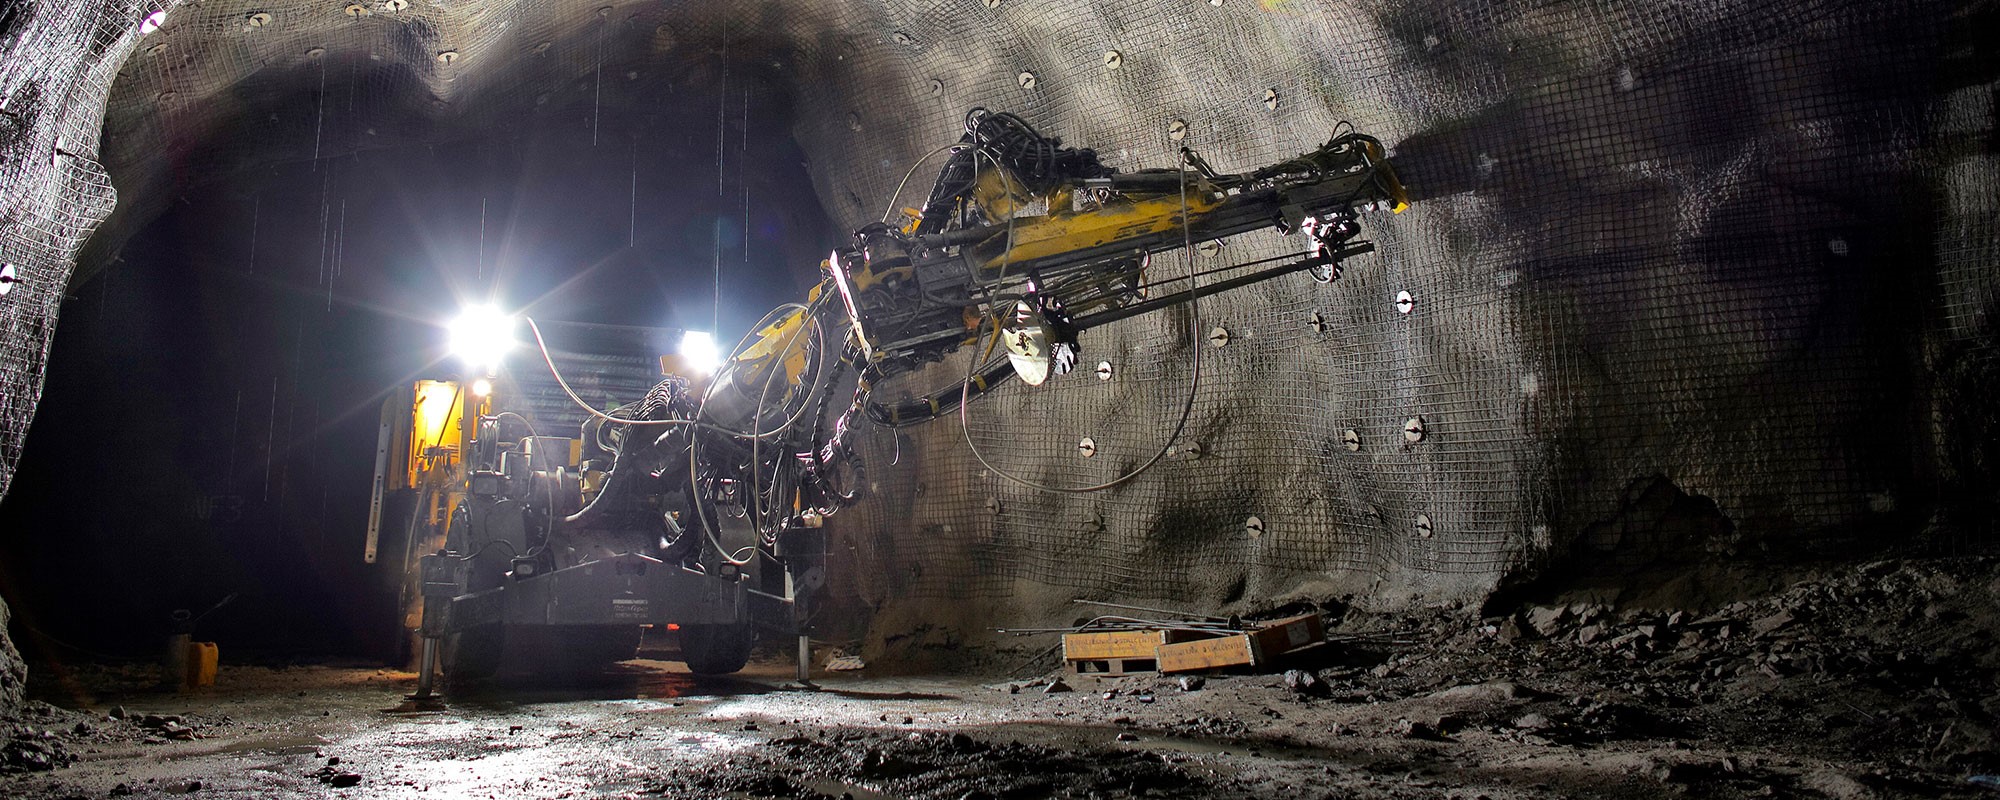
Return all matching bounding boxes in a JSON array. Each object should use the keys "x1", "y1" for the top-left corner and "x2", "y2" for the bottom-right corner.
[
  {"x1": 83, "y1": 1, "x2": 832, "y2": 276},
  {"x1": 2, "y1": 0, "x2": 1996, "y2": 640}
]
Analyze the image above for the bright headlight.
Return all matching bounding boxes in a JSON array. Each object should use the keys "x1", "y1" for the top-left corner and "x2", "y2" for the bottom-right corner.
[
  {"x1": 448, "y1": 304, "x2": 515, "y2": 373},
  {"x1": 678, "y1": 330, "x2": 720, "y2": 375}
]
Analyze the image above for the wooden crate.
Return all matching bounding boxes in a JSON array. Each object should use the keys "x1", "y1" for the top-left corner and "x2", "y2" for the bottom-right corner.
[
  {"x1": 1156, "y1": 634, "x2": 1259, "y2": 673},
  {"x1": 1064, "y1": 630, "x2": 1174, "y2": 661},
  {"x1": 1252, "y1": 613, "x2": 1326, "y2": 653},
  {"x1": 1157, "y1": 614, "x2": 1324, "y2": 674},
  {"x1": 1063, "y1": 628, "x2": 1226, "y2": 676}
]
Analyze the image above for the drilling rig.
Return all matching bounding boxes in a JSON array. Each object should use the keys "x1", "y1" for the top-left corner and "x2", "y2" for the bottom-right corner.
[{"x1": 383, "y1": 110, "x2": 1408, "y2": 693}]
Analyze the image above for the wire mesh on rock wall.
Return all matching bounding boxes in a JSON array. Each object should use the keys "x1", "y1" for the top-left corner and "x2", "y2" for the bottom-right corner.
[
  {"x1": 0, "y1": 1, "x2": 156, "y2": 499},
  {"x1": 4, "y1": 0, "x2": 1995, "y2": 640},
  {"x1": 778, "y1": 0, "x2": 1998, "y2": 619}
]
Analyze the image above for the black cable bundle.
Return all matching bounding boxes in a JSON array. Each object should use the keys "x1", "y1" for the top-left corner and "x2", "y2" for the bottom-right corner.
[{"x1": 913, "y1": 109, "x2": 1113, "y2": 234}]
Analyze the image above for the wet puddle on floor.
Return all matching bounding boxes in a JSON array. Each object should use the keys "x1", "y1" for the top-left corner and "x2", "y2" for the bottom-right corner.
[
  {"x1": 159, "y1": 733, "x2": 332, "y2": 776},
  {"x1": 672, "y1": 731, "x2": 756, "y2": 755},
  {"x1": 797, "y1": 777, "x2": 900, "y2": 800},
  {"x1": 163, "y1": 734, "x2": 326, "y2": 759}
]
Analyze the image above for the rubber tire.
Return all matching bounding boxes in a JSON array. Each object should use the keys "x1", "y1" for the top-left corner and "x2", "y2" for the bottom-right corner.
[
  {"x1": 441, "y1": 625, "x2": 504, "y2": 686},
  {"x1": 680, "y1": 623, "x2": 754, "y2": 675}
]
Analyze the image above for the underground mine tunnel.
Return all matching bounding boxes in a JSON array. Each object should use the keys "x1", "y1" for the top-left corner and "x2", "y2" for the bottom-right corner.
[{"x1": 0, "y1": 0, "x2": 1997, "y2": 797}]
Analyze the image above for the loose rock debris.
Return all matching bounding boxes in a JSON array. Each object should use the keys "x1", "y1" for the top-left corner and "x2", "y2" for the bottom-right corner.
[
  {"x1": 0, "y1": 557, "x2": 1995, "y2": 798},
  {"x1": 647, "y1": 729, "x2": 1242, "y2": 799}
]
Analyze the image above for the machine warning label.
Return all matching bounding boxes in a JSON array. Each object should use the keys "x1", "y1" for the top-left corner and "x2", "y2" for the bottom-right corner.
[{"x1": 611, "y1": 598, "x2": 650, "y2": 620}]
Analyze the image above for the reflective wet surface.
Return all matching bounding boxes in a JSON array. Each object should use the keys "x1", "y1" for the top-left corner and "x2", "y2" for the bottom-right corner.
[{"x1": 3, "y1": 646, "x2": 1985, "y2": 799}]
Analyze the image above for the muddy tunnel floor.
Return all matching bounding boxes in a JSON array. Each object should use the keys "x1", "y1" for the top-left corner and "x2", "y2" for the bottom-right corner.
[{"x1": 5, "y1": 558, "x2": 2000, "y2": 799}]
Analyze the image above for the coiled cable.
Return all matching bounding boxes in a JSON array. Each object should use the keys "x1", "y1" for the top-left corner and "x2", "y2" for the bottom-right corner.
[{"x1": 953, "y1": 151, "x2": 1204, "y2": 494}]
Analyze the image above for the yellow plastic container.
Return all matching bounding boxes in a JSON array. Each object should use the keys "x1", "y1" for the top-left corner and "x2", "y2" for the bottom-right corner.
[{"x1": 184, "y1": 642, "x2": 218, "y2": 688}]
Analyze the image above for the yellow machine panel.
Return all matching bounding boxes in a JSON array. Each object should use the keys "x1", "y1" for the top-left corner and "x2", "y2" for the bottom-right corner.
[{"x1": 407, "y1": 379, "x2": 467, "y2": 489}]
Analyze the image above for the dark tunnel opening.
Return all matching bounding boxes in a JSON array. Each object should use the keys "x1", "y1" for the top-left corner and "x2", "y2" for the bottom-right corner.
[{"x1": 0, "y1": 43, "x2": 840, "y2": 665}]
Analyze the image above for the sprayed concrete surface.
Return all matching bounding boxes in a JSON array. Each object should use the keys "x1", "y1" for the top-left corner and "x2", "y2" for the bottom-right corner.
[{"x1": 5, "y1": 558, "x2": 2000, "y2": 799}]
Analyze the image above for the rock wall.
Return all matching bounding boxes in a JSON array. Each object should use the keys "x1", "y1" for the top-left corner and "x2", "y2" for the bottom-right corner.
[
  {"x1": 0, "y1": 0, "x2": 1994, "y2": 680},
  {"x1": 0, "y1": 596, "x2": 24, "y2": 716},
  {"x1": 771, "y1": 0, "x2": 2000, "y2": 629},
  {"x1": 0, "y1": 0, "x2": 160, "y2": 715},
  {"x1": 0, "y1": 0, "x2": 143, "y2": 499}
]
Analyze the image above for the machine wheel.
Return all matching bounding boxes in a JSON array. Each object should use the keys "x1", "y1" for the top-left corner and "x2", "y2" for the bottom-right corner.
[
  {"x1": 441, "y1": 625, "x2": 504, "y2": 686},
  {"x1": 679, "y1": 623, "x2": 754, "y2": 675}
]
